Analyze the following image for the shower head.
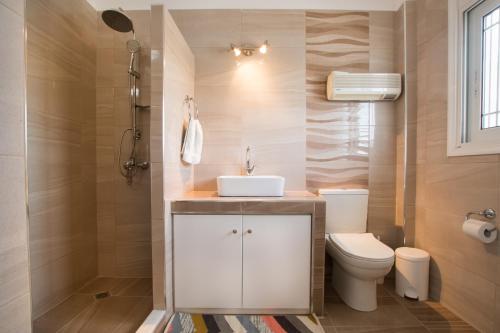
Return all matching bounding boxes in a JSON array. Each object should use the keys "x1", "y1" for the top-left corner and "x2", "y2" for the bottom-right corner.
[
  {"x1": 127, "y1": 39, "x2": 141, "y2": 53},
  {"x1": 101, "y1": 9, "x2": 134, "y2": 34}
]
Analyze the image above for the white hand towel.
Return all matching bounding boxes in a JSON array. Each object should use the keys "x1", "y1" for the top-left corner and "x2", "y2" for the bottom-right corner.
[
  {"x1": 181, "y1": 118, "x2": 203, "y2": 164},
  {"x1": 193, "y1": 119, "x2": 203, "y2": 164}
]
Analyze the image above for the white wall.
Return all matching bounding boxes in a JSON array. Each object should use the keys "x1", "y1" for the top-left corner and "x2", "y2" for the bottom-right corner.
[{"x1": 87, "y1": 0, "x2": 403, "y2": 11}]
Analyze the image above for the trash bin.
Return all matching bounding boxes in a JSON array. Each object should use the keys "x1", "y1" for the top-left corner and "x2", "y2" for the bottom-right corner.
[{"x1": 395, "y1": 247, "x2": 430, "y2": 301}]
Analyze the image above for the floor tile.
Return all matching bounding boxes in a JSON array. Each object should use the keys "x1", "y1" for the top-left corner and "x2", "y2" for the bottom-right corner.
[
  {"x1": 33, "y1": 294, "x2": 95, "y2": 333},
  {"x1": 325, "y1": 301, "x2": 421, "y2": 328},
  {"x1": 34, "y1": 278, "x2": 153, "y2": 333},
  {"x1": 60, "y1": 296, "x2": 152, "y2": 333},
  {"x1": 424, "y1": 321, "x2": 478, "y2": 332},
  {"x1": 320, "y1": 315, "x2": 334, "y2": 326},
  {"x1": 407, "y1": 304, "x2": 464, "y2": 323},
  {"x1": 77, "y1": 277, "x2": 138, "y2": 296},
  {"x1": 324, "y1": 276, "x2": 478, "y2": 333},
  {"x1": 334, "y1": 327, "x2": 429, "y2": 333},
  {"x1": 115, "y1": 278, "x2": 152, "y2": 297}
]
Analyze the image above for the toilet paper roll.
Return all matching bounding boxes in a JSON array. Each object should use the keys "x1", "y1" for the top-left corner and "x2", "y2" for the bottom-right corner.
[{"x1": 462, "y1": 218, "x2": 497, "y2": 244}]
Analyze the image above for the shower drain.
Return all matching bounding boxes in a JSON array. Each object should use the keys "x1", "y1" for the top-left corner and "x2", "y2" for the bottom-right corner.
[{"x1": 94, "y1": 291, "x2": 111, "y2": 300}]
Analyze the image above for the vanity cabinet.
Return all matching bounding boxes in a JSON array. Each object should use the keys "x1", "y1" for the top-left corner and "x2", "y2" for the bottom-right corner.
[
  {"x1": 173, "y1": 214, "x2": 311, "y2": 312},
  {"x1": 173, "y1": 215, "x2": 243, "y2": 309}
]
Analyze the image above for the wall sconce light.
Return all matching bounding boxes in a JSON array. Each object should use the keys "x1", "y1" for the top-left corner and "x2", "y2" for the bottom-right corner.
[{"x1": 230, "y1": 40, "x2": 270, "y2": 57}]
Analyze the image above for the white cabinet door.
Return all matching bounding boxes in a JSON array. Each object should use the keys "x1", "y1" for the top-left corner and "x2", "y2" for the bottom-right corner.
[
  {"x1": 173, "y1": 215, "x2": 242, "y2": 309},
  {"x1": 242, "y1": 215, "x2": 311, "y2": 310}
]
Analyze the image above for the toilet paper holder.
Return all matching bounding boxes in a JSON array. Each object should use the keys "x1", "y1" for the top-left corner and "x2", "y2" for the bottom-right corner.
[
  {"x1": 465, "y1": 208, "x2": 497, "y2": 234},
  {"x1": 465, "y1": 208, "x2": 496, "y2": 220}
]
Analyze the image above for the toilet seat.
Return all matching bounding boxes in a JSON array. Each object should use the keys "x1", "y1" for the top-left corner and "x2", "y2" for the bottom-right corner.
[{"x1": 328, "y1": 233, "x2": 394, "y2": 264}]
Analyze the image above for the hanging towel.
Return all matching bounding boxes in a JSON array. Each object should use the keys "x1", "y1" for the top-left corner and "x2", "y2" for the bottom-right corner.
[{"x1": 181, "y1": 117, "x2": 203, "y2": 164}]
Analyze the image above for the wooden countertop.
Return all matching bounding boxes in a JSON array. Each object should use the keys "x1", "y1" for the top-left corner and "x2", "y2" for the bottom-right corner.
[{"x1": 172, "y1": 191, "x2": 324, "y2": 202}]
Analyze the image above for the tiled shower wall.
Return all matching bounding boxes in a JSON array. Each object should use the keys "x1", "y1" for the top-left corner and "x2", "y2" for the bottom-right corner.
[
  {"x1": 96, "y1": 10, "x2": 152, "y2": 278},
  {"x1": 26, "y1": 3, "x2": 154, "y2": 319},
  {"x1": 414, "y1": 0, "x2": 500, "y2": 331},
  {"x1": 171, "y1": 10, "x2": 398, "y2": 246},
  {"x1": 0, "y1": 1, "x2": 32, "y2": 331},
  {"x1": 26, "y1": 0, "x2": 98, "y2": 318}
]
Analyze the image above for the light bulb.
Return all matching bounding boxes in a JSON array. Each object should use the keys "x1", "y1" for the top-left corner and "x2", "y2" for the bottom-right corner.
[
  {"x1": 233, "y1": 47, "x2": 241, "y2": 57},
  {"x1": 259, "y1": 41, "x2": 268, "y2": 54}
]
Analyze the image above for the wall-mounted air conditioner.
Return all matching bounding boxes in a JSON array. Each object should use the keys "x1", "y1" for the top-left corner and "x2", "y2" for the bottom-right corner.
[{"x1": 326, "y1": 71, "x2": 402, "y2": 101}]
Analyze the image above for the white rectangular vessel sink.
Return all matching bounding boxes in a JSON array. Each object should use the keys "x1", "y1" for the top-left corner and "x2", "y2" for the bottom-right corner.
[{"x1": 217, "y1": 176, "x2": 285, "y2": 197}]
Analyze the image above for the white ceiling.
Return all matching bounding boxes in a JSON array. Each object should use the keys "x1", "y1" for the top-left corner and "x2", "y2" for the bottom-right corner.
[{"x1": 86, "y1": 0, "x2": 403, "y2": 11}]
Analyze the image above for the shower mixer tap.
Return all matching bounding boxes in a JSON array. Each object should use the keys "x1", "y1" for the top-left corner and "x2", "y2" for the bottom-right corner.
[
  {"x1": 134, "y1": 129, "x2": 142, "y2": 141},
  {"x1": 102, "y1": 9, "x2": 149, "y2": 185}
]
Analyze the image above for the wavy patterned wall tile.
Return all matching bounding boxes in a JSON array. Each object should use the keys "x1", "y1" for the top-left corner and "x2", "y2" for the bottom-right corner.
[{"x1": 306, "y1": 11, "x2": 370, "y2": 191}]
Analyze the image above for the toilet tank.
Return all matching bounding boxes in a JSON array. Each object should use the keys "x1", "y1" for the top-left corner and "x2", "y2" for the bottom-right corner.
[{"x1": 319, "y1": 189, "x2": 369, "y2": 234}]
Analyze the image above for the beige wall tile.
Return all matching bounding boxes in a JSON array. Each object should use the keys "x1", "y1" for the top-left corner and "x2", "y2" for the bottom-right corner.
[
  {"x1": 0, "y1": 4, "x2": 26, "y2": 157},
  {"x1": 430, "y1": 255, "x2": 496, "y2": 333},
  {"x1": 0, "y1": 0, "x2": 23, "y2": 16},
  {"x1": 0, "y1": 294, "x2": 31, "y2": 333},
  {"x1": 0, "y1": 143, "x2": 31, "y2": 331},
  {"x1": 423, "y1": 162, "x2": 498, "y2": 216},
  {"x1": 172, "y1": 10, "x2": 307, "y2": 191},
  {"x1": 414, "y1": 0, "x2": 500, "y2": 331},
  {"x1": 241, "y1": 10, "x2": 305, "y2": 48},
  {"x1": 26, "y1": 0, "x2": 98, "y2": 319},
  {"x1": 149, "y1": 6, "x2": 195, "y2": 310},
  {"x1": 369, "y1": 11, "x2": 395, "y2": 73},
  {"x1": 170, "y1": 10, "x2": 241, "y2": 47}
]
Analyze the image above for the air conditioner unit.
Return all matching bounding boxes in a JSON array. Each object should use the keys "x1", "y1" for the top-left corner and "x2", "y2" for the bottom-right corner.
[{"x1": 326, "y1": 71, "x2": 402, "y2": 101}]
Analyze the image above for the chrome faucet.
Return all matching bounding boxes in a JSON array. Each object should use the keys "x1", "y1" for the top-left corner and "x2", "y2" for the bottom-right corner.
[{"x1": 245, "y1": 146, "x2": 255, "y2": 176}]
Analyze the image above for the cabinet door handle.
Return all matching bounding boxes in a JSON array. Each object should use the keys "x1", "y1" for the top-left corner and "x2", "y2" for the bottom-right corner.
[
  {"x1": 247, "y1": 229, "x2": 253, "y2": 234},
  {"x1": 232, "y1": 229, "x2": 238, "y2": 234}
]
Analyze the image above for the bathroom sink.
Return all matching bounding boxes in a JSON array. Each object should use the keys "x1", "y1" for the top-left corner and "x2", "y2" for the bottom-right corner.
[{"x1": 217, "y1": 176, "x2": 285, "y2": 197}]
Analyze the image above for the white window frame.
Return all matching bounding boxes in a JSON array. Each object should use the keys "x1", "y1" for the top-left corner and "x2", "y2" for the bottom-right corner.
[{"x1": 448, "y1": 0, "x2": 500, "y2": 156}]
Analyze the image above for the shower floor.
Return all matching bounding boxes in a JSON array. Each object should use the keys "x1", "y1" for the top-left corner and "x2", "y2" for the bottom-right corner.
[{"x1": 33, "y1": 277, "x2": 153, "y2": 333}]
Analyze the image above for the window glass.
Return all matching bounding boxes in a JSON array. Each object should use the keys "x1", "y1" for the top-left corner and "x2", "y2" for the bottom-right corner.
[{"x1": 481, "y1": 6, "x2": 500, "y2": 129}]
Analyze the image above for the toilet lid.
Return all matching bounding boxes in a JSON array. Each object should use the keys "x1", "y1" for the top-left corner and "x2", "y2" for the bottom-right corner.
[{"x1": 329, "y1": 233, "x2": 394, "y2": 261}]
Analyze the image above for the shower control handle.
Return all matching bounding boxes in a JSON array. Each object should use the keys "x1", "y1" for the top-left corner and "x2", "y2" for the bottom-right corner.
[{"x1": 137, "y1": 161, "x2": 149, "y2": 170}]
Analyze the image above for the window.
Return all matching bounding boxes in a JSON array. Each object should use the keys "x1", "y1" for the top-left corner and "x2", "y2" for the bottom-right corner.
[{"x1": 448, "y1": 0, "x2": 500, "y2": 156}]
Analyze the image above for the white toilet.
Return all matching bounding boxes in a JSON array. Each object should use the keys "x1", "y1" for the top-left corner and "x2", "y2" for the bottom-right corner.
[{"x1": 320, "y1": 189, "x2": 395, "y2": 312}]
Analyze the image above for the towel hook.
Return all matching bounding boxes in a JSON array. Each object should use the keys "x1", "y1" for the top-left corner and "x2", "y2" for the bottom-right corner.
[
  {"x1": 183, "y1": 95, "x2": 192, "y2": 118},
  {"x1": 183, "y1": 95, "x2": 198, "y2": 119},
  {"x1": 193, "y1": 99, "x2": 199, "y2": 119}
]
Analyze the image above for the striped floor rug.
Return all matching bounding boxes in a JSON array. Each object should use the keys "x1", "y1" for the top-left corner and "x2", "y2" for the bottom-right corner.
[{"x1": 164, "y1": 313, "x2": 324, "y2": 333}]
